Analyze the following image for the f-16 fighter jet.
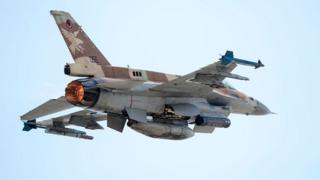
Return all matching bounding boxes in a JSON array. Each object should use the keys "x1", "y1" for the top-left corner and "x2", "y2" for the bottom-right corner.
[{"x1": 20, "y1": 10, "x2": 271, "y2": 140}]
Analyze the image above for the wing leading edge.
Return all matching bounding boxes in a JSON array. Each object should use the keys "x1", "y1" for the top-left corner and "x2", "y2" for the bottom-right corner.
[{"x1": 21, "y1": 96, "x2": 74, "y2": 121}]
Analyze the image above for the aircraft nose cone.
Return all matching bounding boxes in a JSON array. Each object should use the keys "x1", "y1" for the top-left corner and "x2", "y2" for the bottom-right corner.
[{"x1": 252, "y1": 101, "x2": 271, "y2": 115}]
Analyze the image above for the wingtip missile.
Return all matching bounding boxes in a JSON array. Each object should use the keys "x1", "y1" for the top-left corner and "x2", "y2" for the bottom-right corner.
[
  {"x1": 219, "y1": 51, "x2": 234, "y2": 65},
  {"x1": 220, "y1": 51, "x2": 264, "y2": 69},
  {"x1": 22, "y1": 119, "x2": 37, "y2": 131},
  {"x1": 254, "y1": 59, "x2": 264, "y2": 69}
]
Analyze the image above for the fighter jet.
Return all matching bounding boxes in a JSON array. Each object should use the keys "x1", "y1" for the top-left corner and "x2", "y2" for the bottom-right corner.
[{"x1": 20, "y1": 10, "x2": 271, "y2": 140}]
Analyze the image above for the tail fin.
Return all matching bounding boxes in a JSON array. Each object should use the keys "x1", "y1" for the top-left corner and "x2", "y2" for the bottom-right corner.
[
  {"x1": 224, "y1": 51, "x2": 234, "y2": 59},
  {"x1": 22, "y1": 119, "x2": 37, "y2": 131},
  {"x1": 220, "y1": 50, "x2": 264, "y2": 69},
  {"x1": 220, "y1": 50, "x2": 234, "y2": 65},
  {"x1": 50, "y1": 10, "x2": 111, "y2": 66}
]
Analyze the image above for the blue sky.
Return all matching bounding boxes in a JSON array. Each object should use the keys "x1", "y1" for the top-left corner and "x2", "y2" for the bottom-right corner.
[{"x1": 1, "y1": 0, "x2": 319, "y2": 179}]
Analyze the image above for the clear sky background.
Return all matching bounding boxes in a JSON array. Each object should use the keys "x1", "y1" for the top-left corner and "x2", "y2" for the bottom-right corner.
[{"x1": 1, "y1": 0, "x2": 319, "y2": 179}]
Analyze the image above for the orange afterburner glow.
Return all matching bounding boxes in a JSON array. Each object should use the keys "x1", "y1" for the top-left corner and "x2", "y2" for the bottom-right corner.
[{"x1": 65, "y1": 81, "x2": 84, "y2": 105}]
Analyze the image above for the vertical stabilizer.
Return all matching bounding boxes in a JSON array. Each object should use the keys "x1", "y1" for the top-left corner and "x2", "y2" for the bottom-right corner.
[{"x1": 50, "y1": 10, "x2": 111, "y2": 66}]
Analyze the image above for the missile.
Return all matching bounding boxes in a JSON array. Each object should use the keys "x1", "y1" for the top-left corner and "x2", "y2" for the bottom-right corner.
[
  {"x1": 22, "y1": 119, "x2": 93, "y2": 140},
  {"x1": 220, "y1": 50, "x2": 264, "y2": 69},
  {"x1": 45, "y1": 128, "x2": 93, "y2": 140},
  {"x1": 255, "y1": 60, "x2": 264, "y2": 69},
  {"x1": 22, "y1": 119, "x2": 37, "y2": 131}
]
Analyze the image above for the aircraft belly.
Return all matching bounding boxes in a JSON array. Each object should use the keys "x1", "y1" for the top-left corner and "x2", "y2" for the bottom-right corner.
[{"x1": 93, "y1": 91, "x2": 165, "y2": 114}]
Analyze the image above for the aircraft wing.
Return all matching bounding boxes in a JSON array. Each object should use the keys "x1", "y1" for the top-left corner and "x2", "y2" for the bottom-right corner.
[
  {"x1": 21, "y1": 96, "x2": 74, "y2": 120},
  {"x1": 151, "y1": 62, "x2": 237, "y2": 93},
  {"x1": 151, "y1": 51, "x2": 263, "y2": 94}
]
